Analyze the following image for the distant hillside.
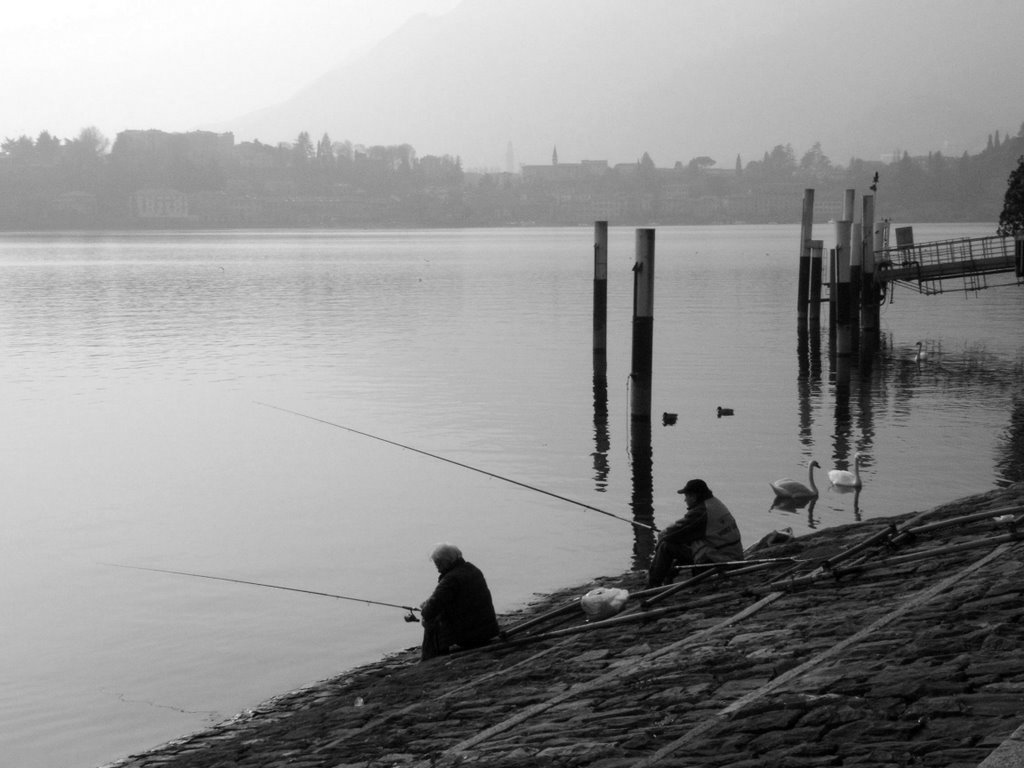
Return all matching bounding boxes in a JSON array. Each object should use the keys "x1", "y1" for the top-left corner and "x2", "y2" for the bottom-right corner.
[{"x1": 212, "y1": 0, "x2": 1024, "y2": 171}]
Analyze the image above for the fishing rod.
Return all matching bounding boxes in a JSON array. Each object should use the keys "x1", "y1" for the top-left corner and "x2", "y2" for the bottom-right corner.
[
  {"x1": 255, "y1": 401, "x2": 656, "y2": 532},
  {"x1": 106, "y1": 563, "x2": 422, "y2": 622}
]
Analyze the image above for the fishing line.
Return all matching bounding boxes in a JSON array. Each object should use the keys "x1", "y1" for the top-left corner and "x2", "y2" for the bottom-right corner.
[
  {"x1": 255, "y1": 401, "x2": 655, "y2": 532},
  {"x1": 106, "y1": 563, "x2": 421, "y2": 620}
]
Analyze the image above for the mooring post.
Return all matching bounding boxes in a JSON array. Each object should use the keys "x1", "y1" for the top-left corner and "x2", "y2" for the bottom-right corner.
[
  {"x1": 593, "y1": 221, "x2": 608, "y2": 358},
  {"x1": 630, "y1": 228, "x2": 655, "y2": 423},
  {"x1": 860, "y1": 195, "x2": 878, "y2": 338},
  {"x1": 873, "y1": 222, "x2": 887, "y2": 304},
  {"x1": 797, "y1": 189, "x2": 815, "y2": 325},
  {"x1": 834, "y1": 220, "x2": 853, "y2": 357},
  {"x1": 592, "y1": 223, "x2": 610, "y2": 492},
  {"x1": 809, "y1": 239, "x2": 823, "y2": 328},
  {"x1": 828, "y1": 248, "x2": 837, "y2": 341},
  {"x1": 843, "y1": 189, "x2": 856, "y2": 222},
  {"x1": 849, "y1": 221, "x2": 862, "y2": 353}
]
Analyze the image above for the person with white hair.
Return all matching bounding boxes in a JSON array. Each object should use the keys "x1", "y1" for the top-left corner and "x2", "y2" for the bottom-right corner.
[{"x1": 419, "y1": 543, "x2": 499, "y2": 660}]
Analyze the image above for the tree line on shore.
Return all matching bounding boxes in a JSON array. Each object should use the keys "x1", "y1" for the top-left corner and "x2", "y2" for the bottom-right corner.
[{"x1": 1, "y1": 123, "x2": 1023, "y2": 229}]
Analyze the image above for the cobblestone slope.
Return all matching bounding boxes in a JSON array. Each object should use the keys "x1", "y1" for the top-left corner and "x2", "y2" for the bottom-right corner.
[{"x1": 102, "y1": 484, "x2": 1024, "y2": 768}]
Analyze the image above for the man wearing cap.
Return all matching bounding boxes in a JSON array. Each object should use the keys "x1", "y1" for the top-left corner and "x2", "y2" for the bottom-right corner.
[{"x1": 646, "y1": 479, "x2": 744, "y2": 588}]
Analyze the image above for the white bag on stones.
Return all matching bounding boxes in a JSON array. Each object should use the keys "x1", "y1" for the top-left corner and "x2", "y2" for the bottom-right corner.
[{"x1": 580, "y1": 587, "x2": 629, "y2": 620}]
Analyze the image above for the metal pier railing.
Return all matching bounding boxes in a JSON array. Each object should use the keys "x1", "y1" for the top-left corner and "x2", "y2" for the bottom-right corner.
[{"x1": 875, "y1": 234, "x2": 1022, "y2": 295}]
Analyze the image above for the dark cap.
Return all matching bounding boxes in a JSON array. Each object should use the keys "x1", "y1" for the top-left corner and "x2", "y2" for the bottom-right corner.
[{"x1": 677, "y1": 478, "x2": 710, "y2": 495}]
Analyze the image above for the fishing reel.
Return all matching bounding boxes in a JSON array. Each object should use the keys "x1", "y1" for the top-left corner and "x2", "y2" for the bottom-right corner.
[{"x1": 404, "y1": 610, "x2": 420, "y2": 623}]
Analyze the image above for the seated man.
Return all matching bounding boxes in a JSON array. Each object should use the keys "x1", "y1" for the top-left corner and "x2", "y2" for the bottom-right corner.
[
  {"x1": 647, "y1": 478, "x2": 744, "y2": 588},
  {"x1": 420, "y1": 543, "x2": 499, "y2": 660}
]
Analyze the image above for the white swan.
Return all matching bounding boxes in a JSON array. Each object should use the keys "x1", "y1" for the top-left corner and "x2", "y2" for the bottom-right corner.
[
  {"x1": 770, "y1": 460, "x2": 820, "y2": 499},
  {"x1": 829, "y1": 452, "x2": 863, "y2": 488},
  {"x1": 915, "y1": 341, "x2": 927, "y2": 362}
]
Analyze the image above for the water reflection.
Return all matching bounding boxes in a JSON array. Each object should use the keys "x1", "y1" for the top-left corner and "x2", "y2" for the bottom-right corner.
[
  {"x1": 828, "y1": 485, "x2": 862, "y2": 521},
  {"x1": 591, "y1": 351, "x2": 610, "y2": 491},
  {"x1": 815, "y1": 324, "x2": 1024, "y2": 499},
  {"x1": 769, "y1": 495, "x2": 819, "y2": 529},
  {"x1": 628, "y1": 419, "x2": 656, "y2": 569},
  {"x1": 996, "y1": 394, "x2": 1024, "y2": 486}
]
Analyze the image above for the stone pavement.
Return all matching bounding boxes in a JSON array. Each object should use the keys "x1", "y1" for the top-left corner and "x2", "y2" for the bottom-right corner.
[{"x1": 101, "y1": 483, "x2": 1024, "y2": 768}]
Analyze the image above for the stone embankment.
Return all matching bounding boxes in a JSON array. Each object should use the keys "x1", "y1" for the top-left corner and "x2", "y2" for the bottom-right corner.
[{"x1": 103, "y1": 484, "x2": 1024, "y2": 768}]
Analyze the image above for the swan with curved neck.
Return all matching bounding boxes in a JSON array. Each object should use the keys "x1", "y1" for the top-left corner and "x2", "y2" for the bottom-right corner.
[
  {"x1": 770, "y1": 460, "x2": 820, "y2": 499},
  {"x1": 829, "y1": 452, "x2": 863, "y2": 488}
]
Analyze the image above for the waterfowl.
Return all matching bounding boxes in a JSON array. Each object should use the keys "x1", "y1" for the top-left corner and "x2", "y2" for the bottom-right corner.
[
  {"x1": 770, "y1": 460, "x2": 820, "y2": 499},
  {"x1": 829, "y1": 452, "x2": 863, "y2": 488},
  {"x1": 915, "y1": 341, "x2": 927, "y2": 362}
]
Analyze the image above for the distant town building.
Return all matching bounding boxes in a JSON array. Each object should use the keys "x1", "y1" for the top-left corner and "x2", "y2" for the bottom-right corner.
[
  {"x1": 521, "y1": 159, "x2": 610, "y2": 184},
  {"x1": 135, "y1": 189, "x2": 188, "y2": 219}
]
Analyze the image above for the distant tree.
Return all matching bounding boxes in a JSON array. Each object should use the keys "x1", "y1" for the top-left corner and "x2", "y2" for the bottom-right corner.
[
  {"x1": 639, "y1": 151, "x2": 655, "y2": 171},
  {"x1": 64, "y1": 127, "x2": 108, "y2": 168},
  {"x1": 315, "y1": 133, "x2": 334, "y2": 164},
  {"x1": 35, "y1": 131, "x2": 62, "y2": 165},
  {"x1": 0, "y1": 134, "x2": 35, "y2": 163},
  {"x1": 799, "y1": 141, "x2": 832, "y2": 176},
  {"x1": 292, "y1": 131, "x2": 313, "y2": 165},
  {"x1": 764, "y1": 143, "x2": 797, "y2": 178},
  {"x1": 996, "y1": 155, "x2": 1024, "y2": 236},
  {"x1": 735, "y1": 154, "x2": 742, "y2": 175},
  {"x1": 332, "y1": 140, "x2": 353, "y2": 162},
  {"x1": 686, "y1": 155, "x2": 715, "y2": 172}
]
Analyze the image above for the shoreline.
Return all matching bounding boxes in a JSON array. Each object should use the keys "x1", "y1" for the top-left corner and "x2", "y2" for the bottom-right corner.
[{"x1": 101, "y1": 483, "x2": 1024, "y2": 768}]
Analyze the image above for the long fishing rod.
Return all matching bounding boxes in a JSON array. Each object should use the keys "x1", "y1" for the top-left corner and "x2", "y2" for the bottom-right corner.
[
  {"x1": 256, "y1": 401, "x2": 656, "y2": 532},
  {"x1": 106, "y1": 563, "x2": 422, "y2": 622}
]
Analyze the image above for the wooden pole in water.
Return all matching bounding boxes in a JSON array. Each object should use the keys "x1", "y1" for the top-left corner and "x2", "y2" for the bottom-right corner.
[
  {"x1": 630, "y1": 229, "x2": 655, "y2": 423},
  {"x1": 849, "y1": 221, "x2": 862, "y2": 353},
  {"x1": 873, "y1": 222, "x2": 887, "y2": 307},
  {"x1": 809, "y1": 239, "x2": 823, "y2": 328},
  {"x1": 842, "y1": 189, "x2": 856, "y2": 222},
  {"x1": 593, "y1": 221, "x2": 608, "y2": 357},
  {"x1": 834, "y1": 219, "x2": 853, "y2": 357},
  {"x1": 828, "y1": 247, "x2": 837, "y2": 341},
  {"x1": 860, "y1": 195, "x2": 878, "y2": 339},
  {"x1": 797, "y1": 189, "x2": 814, "y2": 325}
]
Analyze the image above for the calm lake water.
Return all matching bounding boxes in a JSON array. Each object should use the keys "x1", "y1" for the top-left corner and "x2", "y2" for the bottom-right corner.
[{"x1": 1, "y1": 223, "x2": 1021, "y2": 767}]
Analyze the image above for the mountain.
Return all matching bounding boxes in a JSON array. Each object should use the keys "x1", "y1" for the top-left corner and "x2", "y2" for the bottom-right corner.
[{"x1": 213, "y1": 0, "x2": 1024, "y2": 171}]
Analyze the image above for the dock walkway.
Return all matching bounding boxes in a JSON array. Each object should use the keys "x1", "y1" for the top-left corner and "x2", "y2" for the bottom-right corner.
[
  {"x1": 102, "y1": 483, "x2": 1024, "y2": 768},
  {"x1": 875, "y1": 234, "x2": 1020, "y2": 294}
]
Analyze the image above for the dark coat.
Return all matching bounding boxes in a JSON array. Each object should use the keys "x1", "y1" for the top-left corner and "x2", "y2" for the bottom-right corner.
[
  {"x1": 659, "y1": 495, "x2": 744, "y2": 563},
  {"x1": 421, "y1": 559, "x2": 499, "y2": 650}
]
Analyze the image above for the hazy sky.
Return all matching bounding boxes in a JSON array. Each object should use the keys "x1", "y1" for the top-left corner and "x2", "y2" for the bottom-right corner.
[{"x1": 0, "y1": 0, "x2": 461, "y2": 143}]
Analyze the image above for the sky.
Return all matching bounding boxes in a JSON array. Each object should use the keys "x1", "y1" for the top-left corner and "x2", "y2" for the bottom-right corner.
[{"x1": 0, "y1": 0, "x2": 462, "y2": 143}]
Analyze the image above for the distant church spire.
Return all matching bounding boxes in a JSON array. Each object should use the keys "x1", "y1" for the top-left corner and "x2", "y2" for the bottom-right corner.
[{"x1": 552, "y1": 146, "x2": 558, "y2": 165}]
